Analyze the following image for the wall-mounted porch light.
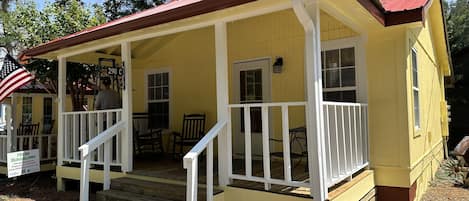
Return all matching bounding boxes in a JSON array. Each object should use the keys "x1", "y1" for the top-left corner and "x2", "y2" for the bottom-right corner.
[{"x1": 272, "y1": 57, "x2": 284, "y2": 73}]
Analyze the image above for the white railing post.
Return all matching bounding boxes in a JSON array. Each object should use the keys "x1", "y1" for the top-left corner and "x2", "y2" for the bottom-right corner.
[
  {"x1": 215, "y1": 21, "x2": 230, "y2": 186},
  {"x1": 121, "y1": 41, "x2": 133, "y2": 172},
  {"x1": 80, "y1": 153, "x2": 90, "y2": 201},
  {"x1": 281, "y1": 105, "x2": 292, "y2": 182},
  {"x1": 104, "y1": 140, "x2": 111, "y2": 190},
  {"x1": 261, "y1": 106, "x2": 271, "y2": 190},
  {"x1": 5, "y1": 105, "x2": 12, "y2": 153},
  {"x1": 57, "y1": 56, "x2": 66, "y2": 166},
  {"x1": 207, "y1": 141, "x2": 214, "y2": 201},
  {"x1": 244, "y1": 107, "x2": 252, "y2": 177},
  {"x1": 293, "y1": 0, "x2": 327, "y2": 199},
  {"x1": 184, "y1": 154, "x2": 198, "y2": 201}
]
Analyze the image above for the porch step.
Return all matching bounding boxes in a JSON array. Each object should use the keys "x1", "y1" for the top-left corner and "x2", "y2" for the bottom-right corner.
[
  {"x1": 97, "y1": 177, "x2": 221, "y2": 201},
  {"x1": 96, "y1": 189, "x2": 171, "y2": 201}
]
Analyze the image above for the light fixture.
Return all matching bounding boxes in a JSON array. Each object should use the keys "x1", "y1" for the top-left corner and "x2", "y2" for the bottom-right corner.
[{"x1": 272, "y1": 57, "x2": 284, "y2": 73}]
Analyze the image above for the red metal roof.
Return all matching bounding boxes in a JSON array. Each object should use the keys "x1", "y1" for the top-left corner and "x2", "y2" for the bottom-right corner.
[{"x1": 380, "y1": 0, "x2": 429, "y2": 12}]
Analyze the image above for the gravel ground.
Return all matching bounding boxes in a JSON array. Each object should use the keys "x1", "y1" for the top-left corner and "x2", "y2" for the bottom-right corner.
[
  {"x1": 0, "y1": 171, "x2": 96, "y2": 201},
  {"x1": 421, "y1": 159, "x2": 469, "y2": 201}
]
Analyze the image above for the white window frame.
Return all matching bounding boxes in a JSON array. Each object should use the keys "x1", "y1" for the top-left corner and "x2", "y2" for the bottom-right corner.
[
  {"x1": 411, "y1": 47, "x2": 420, "y2": 130},
  {"x1": 144, "y1": 68, "x2": 172, "y2": 129},
  {"x1": 22, "y1": 96, "x2": 33, "y2": 124},
  {"x1": 321, "y1": 37, "x2": 362, "y2": 102}
]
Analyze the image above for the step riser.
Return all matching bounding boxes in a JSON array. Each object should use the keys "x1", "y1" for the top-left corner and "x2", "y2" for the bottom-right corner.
[{"x1": 97, "y1": 177, "x2": 215, "y2": 201}]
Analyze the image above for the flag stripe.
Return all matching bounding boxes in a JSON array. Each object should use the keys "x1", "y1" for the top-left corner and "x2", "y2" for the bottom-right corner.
[
  {"x1": 0, "y1": 73, "x2": 34, "y2": 96},
  {"x1": 0, "y1": 54, "x2": 35, "y2": 103},
  {"x1": 0, "y1": 68, "x2": 29, "y2": 87},
  {"x1": 0, "y1": 76, "x2": 33, "y2": 101},
  {"x1": 0, "y1": 70, "x2": 33, "y2": 93}
]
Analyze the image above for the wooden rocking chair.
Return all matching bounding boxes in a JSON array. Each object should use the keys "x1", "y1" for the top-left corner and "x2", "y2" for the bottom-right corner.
[{"x1": 172, "y1": 114, "x2": 206, "y2": 158}]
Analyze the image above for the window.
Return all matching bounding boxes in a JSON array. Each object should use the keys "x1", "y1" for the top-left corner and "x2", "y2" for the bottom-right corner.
[
  {"x1": 147, "y1": 72, "x2": 169, "y2": 129},
  {"x1": 240, "y1": 69, "x2": 263, "y2": 132},
  {"x1": 22, "y1": 97, "x2": 32, "y2": 124},
  {"x1": 43, "y1": 97, "x2": 53, "y2": 133},
  {"x1": 322, "y1": 47, "x2": 356, "y2": 102},
  {"x1": 412, "y1": 48, "x2": 420, "y2": 129}
]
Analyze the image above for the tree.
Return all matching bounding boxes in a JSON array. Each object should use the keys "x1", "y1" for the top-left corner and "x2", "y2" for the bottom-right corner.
[
  {"x1": 1, "y1": 0, "x2": 106, "y2": 111},
  {"x1": 104, "y1": 0, "x2": 165, "y2": 21}
]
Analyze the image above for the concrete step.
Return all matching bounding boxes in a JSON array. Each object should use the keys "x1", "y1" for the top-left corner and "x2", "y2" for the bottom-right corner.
[
  {"x1": 96, "y1": 189, "x2": 171, "y2": 201},
  {"x1": 97, "y1": 177, "x2": 222, "y2": 201}
]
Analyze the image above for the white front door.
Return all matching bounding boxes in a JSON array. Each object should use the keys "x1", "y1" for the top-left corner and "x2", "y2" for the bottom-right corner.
[{"x1": 232, "y1": 58, "x2": 271, "y2": 158}]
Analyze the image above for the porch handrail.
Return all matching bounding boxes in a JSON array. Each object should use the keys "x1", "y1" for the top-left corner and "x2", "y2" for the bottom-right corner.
[
  {"x1": 62, "y1": 108, "x2": 123, "y2": 115},
  {"x1": 78, "y1": 120, "x2": 126, "y2": 201},
  {"x1": 183, "y1": 120, "x2": 227, "y2": 201}
]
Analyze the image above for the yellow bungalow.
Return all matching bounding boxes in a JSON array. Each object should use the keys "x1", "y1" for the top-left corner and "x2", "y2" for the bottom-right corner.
[{"x1": 21, "y1": 0, "x2": 451, "y2": 201}]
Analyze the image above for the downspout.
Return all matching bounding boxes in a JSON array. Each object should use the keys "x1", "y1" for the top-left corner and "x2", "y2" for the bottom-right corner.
[{"x1": 292, "y1": 0, "x2": 327, "y2": 200}]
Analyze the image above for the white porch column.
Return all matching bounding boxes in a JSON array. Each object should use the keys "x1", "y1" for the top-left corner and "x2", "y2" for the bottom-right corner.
[
  {"x1": 293, "y1": 0, "x2": 327, "y2": 200},
  {"x1": 57, "y1": 56, "x2": 67, "y2": 166},
  {"x1": 5, "y1": 104, "x2": 12, "y2": 153},
  {"x1": 121, "y1": 41, "x2": 133, "y2": 172},
  {"x1": 215, "y1": 22, "x2": 230, "y2": 186}
]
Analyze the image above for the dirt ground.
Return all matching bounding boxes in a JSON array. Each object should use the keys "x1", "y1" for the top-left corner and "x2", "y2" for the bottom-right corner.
[
  {"x1": 421, "y1": 159, "x2": 469, "y2": 201},
  {"x1": 0, "y1": 171, "x2": 96, "y2": 201}
]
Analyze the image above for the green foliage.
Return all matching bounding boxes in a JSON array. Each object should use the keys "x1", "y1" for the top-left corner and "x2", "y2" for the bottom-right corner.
[
  {"x1": 0, "y1": 0, "x2": 107, "y2": 110},
  {"x1": 104, "y1": 0, "x2": 165, "y2": 21},
  {"x1": 1, "y1": 0, "x2": 106, "y2": 52},
  {"x1": 445, "y1": 0, "x2": 469, "y2": 55}
]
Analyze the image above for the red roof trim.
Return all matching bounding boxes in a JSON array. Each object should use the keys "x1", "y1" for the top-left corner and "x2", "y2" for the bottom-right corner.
[
  {"x1": 23, "y1": 0, "x2": 256, "y2": 57},
  {"x1": 357, "y1": 0, "x2": 430, "y2": 27}
]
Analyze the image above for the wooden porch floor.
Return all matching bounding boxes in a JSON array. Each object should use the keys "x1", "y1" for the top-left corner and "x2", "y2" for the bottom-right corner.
[{"x1": 130, "y1": 153, "x2": 311, "y2": 197}]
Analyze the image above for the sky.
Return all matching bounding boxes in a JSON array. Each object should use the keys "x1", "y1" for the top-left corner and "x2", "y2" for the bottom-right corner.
[{"x1": 35, "y1": 0, "x2": 105, "y2": 9}]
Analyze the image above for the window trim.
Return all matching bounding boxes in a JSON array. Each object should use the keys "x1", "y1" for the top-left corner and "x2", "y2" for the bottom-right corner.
[
  {"x1": 145, "y1": 68, "x2": 172, "y2": 129},
  {"x1": 411, "y1": 47, "x2": 421, "y2": 130},
  {"x1": 321, "y1": 37, "x2": 360, "y2": 102},
  {"x1": 22, "y1": 96, "x2": 33, "y2": 124}
]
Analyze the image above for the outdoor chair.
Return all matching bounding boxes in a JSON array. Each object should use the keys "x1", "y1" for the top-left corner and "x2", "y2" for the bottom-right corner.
[
  {"x1": 172, "y1": 114, "x2": 206, "y2": 158},
  {"x1": 16, "y1": 122, "x2": 40, "y2": 150},
  {"x1": 270, "y1": 126, "x2": 308, "y2": 171},
  {"x1": 133, "y1": 113, "x2": 164, "y2": 155}
]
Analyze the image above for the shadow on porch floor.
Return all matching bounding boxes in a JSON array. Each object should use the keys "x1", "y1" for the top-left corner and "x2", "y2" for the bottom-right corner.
[{"x1": 130, "y1": 153, "x2": 311, "y2": 197}]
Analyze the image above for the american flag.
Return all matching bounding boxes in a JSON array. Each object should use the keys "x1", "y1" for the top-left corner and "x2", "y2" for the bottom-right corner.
[{"x1": 0, "y1": 54, "x2": 34, "y2": 102}]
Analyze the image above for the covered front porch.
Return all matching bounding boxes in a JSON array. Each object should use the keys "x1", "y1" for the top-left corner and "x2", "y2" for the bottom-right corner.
[{"x1": 31, "y1": 1, "x2": 371, "y2": 201}]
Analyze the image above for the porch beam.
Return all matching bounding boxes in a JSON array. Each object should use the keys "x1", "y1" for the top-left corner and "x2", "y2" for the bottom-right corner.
[
  {"x1": 121, "y1": 42, "x2": 133, "y2": 172},
  {"x1": 57, "y1": 1, "x2": 291, "y2": 59},
  {"x1": 215, "y1": 22, "x2": 230, "y2": 187},
  {"x1": 57, "y1": 56, "x2": 67, "y2": 166},
  {"x1": 292, "y1": 0, "x2": 327, "y2": 200}
]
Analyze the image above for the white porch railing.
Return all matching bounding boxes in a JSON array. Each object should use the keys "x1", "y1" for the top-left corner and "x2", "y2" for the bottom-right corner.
[
  {"x1": 15, "y1": 134, "x2": 57, "y2": 161},
  {"x1": 184, "y1": 101, "x2": 369, "y2": 201},
  {"x1": 79, "y1": 120, "x2": 126, "y2": 201},
  {"x1": 228, "y1": 102, "x2": 310, "y2": 189},
  {"x1": 61, "y1": 109, "x2": 123, "y2": 166},
  {"x1": 183, "y1": 120, "x2": 227, "y2": 201},
  {"x1": 323, "y1": 102, "x2": 369, "y2": 187}
]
